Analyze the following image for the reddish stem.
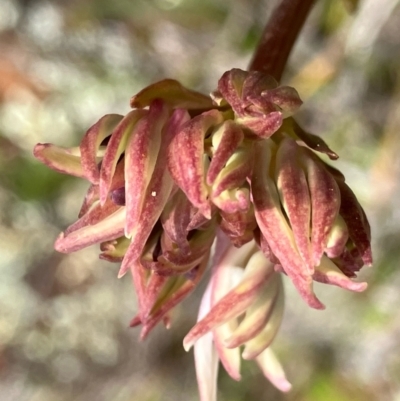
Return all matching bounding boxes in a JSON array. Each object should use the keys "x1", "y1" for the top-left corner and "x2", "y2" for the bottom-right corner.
[{"x1": 249, "y1": 0, "x2": 316, "y2": 81}]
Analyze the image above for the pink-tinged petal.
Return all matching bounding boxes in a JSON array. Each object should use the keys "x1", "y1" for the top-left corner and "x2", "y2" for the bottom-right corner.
[
  {"x1": 124, "y1": 101, "x2": 169, "y2": 236},
  {"x1": 168, "y1": 110, "x2": 224, "y2": 219},
  {"x1": 275, "y1": 138, "x2": 312, "y2": 272},
  {"x1": 155, "y1": 225, "x2": 216, "y2": 275},
  {"x1": 207, "y1": 121, "x2": 244, "y2": 185},
  {"x1": 301, "y1": 147, "x2": 341, "y2": 266},
  {"x1": 219, "y1": 208, "x2": 257, "y2": 247},
  {"x1": 54, "y1": 207, "x2": 125, "y2": 253},
  {"x1": 262, "y1": 86, "x2": 302, "y2": 116},
  {"x1": 335, "y1": 179, "x2": 372, "y2": 266},
  {"x1": 184, "y1": 243, "x2": 273, "y2": 351},
  {"x1": 139, "y1": 257, "x2": 208, "y2": 339},
  {"x1": 118, "y1": 109, "x2": 188, "y2": 278},
  {"x1": 314, "y1": 256, "x2": 367, "y2": 292},
  {"x1": 325, "y1": 215, "x2": 349, "y2": 258},
  {"x1": 33, "y1": 144, "x2": 84, "y2": 177},
  {"x1": 242, "y1": 282, "x2": 284, "y2": 360},
  {"x1": 212, "y1": 187, "x2": 251, "y2": 215},
  {"x1": 255, "y1": 348, "x2": 292, "y2": 392},
  {"x1": 194, "y1": 280, "x2": 220, "y2": 401},
  {"x1": 217, "y1": 69, "x2": 249, "y2": 115},
  {"x1": 99, "y1": 110, "x2": 147, "y2": 204},
  {"x1": 251, "y1": 140, "x2": 324, "y2": 310},
  {"x1": 80, "y1": 114, "x2": 124, "y2": 184},
  {"x1": 65, "y1": 198, "x2": 120, "y2": 236},
  {"x1": 241, "y1": 72, "x2": 278, "y2": 101},
  {"x1": 130, "y1": 79, "x2": 213, "y2": 110},
  {"x1": 78, "y1": 184, "x2": 99, "y2": 217},
  {"x1": 161, "y1": 189, "x2": 193, "y2": 252},
  {"x1": 290, "y1": 118, "x2": 339, "y2": 160},
  {"x1": 130, "y1": 260, "x2": 149, "y2": 322},
  {"x1": 211, "y1": 147, "x2": 253, "y2": 199},
  {"x1": 236, "y1": 111, "x2": 282, "y2": 139},
  {"x1": 209, "y1": 241, "x2": 247, "y2": 382},
  {"x1": 224, "y1": 272, "x2": 280, "y2": 349},
  {"x1": 213, "y1": 321, "x2": 241, "y2": 381}
]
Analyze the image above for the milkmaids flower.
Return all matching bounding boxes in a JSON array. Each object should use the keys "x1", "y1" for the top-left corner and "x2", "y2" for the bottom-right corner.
[{"x1": 33, "y1": 68, "x2": 372, "y2": 400}]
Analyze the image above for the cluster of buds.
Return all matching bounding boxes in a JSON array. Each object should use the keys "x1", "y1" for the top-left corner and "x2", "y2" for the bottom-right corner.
[{"x1": 34, "y1": 68, "x2": 372, "y2": 400}]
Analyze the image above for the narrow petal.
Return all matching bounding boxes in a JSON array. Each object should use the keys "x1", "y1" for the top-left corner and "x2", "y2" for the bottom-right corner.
[
  {"x1": 118, "y1": 109, "x2": 188, "y2": 278},
  {"x1": 184, "y1": 245, "x2": 273, "y2": 351},
  {"x1": 194, "y1": 280, "x2": 220, "y2": 401},
  {"x1": 80, "y1": 114, "x2": 124, "y2": 184},
  {"x1": 302, "y1": 147, "x2": 341, "y2": 266},
  {"x1": 224, "y1": 273, "x2": 280, "y2": 349},
  {"x1": 275, "y1": 138, "x2": 312, "y2": 272},
  {"x1": 100, "y1": 110, "x2": 147, "y2": 204},
  {"x1": 313, "y1": 256, "x2": 367, "y2": 292},
  {"x1": 251, "y1": 140, "x2": 324, "y2": 310},
  {"x1": 140, "y1": 256, "x2": 208, "y2": 339},
  {"x1": 54, "y1": 207, "x2": 125, "y2": 253},
  {"x1": 291, "y1": 118, "x2": 339, "y2": 160},
  {"x1": 242, "y1": 282, "x2": 284, "y2": 360},
  {"x1": 213, "y1": 321, "x2": 241, "y2": 381},
  {"x1": 255, "y1": 348, "x2": 292, "y2": 392},
  {"x1": 207, "y1": 121, "x2": 244, "y2": 185},
  {"x1": 211, "y1": 148, "x2": 253, "y2": 199},
  {"x1": 65, "y1": 198, "x2": 120, "y2": 236},
  {"x1": 33, "y1": 144, "x2": 84, "y2": 177},
  {"x1": 168, "y1": 110, "x2": 224, "y2": 218}
]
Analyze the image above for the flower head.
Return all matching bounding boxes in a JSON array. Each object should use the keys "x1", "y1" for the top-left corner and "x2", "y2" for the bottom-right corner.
[{"x1": 33, "y1": 68, "x2": 372, "y2": 400}]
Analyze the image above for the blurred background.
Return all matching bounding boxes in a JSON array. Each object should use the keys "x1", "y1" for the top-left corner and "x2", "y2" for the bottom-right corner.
[{"x1": 0, "y1": 0, "x2": 400, "y2": 400}]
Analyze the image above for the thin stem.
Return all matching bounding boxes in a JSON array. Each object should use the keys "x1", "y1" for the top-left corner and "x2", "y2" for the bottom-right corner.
[{"x1": 249, "y1": 0, "x2": 316, "y2": 81}]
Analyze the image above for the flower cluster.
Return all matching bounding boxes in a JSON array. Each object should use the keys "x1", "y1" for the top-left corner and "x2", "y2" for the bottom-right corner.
[{"x1": 34, "y1": 68, "x2": 372, "y2": 400}]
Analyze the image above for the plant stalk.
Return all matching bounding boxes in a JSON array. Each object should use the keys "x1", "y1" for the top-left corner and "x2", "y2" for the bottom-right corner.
[{"x1": 249, "y1": 0, "x2": 316, "y2": 81}]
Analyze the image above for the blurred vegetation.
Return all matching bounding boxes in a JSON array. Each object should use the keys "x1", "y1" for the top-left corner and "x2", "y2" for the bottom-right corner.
[{"x1": 0, "y1": 0, "x2": 400, "y2": 400}]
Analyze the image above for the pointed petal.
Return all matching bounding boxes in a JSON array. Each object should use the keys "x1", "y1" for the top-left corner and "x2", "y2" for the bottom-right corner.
[
  {"x1": 213, "y1": 321, "x2": 241, "y2": 381},
  {"x1": 168, "y1": 110, "x2": 224, "y2": 218},
  {"x1": 291, "y1": 118, "x2": 339, "y2": 160},
  {"x1": 124, "y1": 101, "x2": 169, "y2": 236},
  {"x1": 54, "y1": 207, "x2": 125, "y2": 253},
  {"x1": 80, "y1": 114, "x2": 124, "y2": 184},
  {"x1": 99, "y1": 110, "x2": 147, "y2": 204},
  {"x1": 33, "y1": 144, "x2": 84, "y2": 177},
  {"x1": 140, "y1": 256, "x2": 208, "y2": 339},
  {"x1": 194, "y1": 280, "x2": 220, "y2": 401},
  {"x1": 255, "y1": 348, "x2": 292, "y2": 392},
  {"x1": 118, "y1": 109, "x2": 188, "y2": 278},
  {"x1": 313, "y1": 255, "x2": 367, "y2": 292},
  {"x1": 184, "y1": 246, "x2": 273, "y2": 351},
  {"x1": 65, "y1": 198, "x2": 120, "y2": 236},
  {"x1": 224, "y1": 273, "x2": 280, "y2": 349},
  {"x1": 242, "y1": 281, "x2": 284, "y2": 360},
  {"x1": 252, "y1": 140, "x2": 324, "y2": 309},
  {"x1": 302, "y1": 147, "x2": 341, "y2": 266},
  {"x1": 275, "y1": 138, "x2": 312, "y2": 272}
]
